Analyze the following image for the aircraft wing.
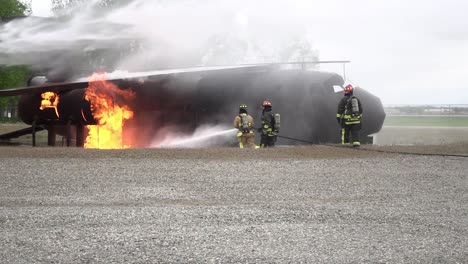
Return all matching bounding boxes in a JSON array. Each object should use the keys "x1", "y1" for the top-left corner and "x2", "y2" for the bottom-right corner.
[
  {"x1": 0, "y1": 81, "x2": 90, "y2": 97},
  {"x1": 0, "y1": 61, "x2": 350, "y2": 97},
  {"x1": 0, "y1": 64, "x2": 267, "y2": 97},
  {"x1": 74, "y1": 64, "x2": 268, "y2": 82}
]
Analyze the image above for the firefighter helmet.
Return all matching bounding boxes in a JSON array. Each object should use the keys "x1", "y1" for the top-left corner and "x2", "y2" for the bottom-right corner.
[
  {"x1": 262, "y1": 101, "x2": 272, "y2": 107},
  {"x1": 239, "y1": 104, "x2": 248, "y2": 114},
  {"x1": 344, "y1": 84, "x2": 353, "y2": 94}
]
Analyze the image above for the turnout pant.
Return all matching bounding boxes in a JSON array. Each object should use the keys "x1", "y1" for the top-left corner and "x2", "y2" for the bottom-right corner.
[
  {"x1": 239, "y1": 133, "x2": 256, "y2": 148},
  {"x1": 260, "y1": 135, "x2": 277, "y2": 148},
  {"x1": 341, "y1": 123, "x2": 361, "y2": 146}
]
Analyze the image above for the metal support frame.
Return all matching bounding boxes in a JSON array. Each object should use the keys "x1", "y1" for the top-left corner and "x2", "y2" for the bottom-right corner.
[{"x1": 48, "y1": 125, "x2": 56, "y2": 146}]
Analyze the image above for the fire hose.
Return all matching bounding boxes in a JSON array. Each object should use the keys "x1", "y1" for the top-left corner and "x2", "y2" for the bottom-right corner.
[
  {"x1": 275, "y1": 134, "x2": 315, "y2": 144},
  {"x1": 266, "y1": 131, "x2": 468, "y2": 158}
]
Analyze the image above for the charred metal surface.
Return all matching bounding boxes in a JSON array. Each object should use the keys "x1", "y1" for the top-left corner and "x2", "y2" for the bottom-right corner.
[
  {"x1": 58, "y1": 89, "x2": 95, "y2": 125},
  {"x1": 127, "y1": 69, "x2": 385, "y2": 146},
  {"x1": 18, "y1": 88, "x2": 96, "y2": 126},
  {"x1": 76, "y1": 125, "x2": 84, "y2": 147},
  {"x1": 5, "y1": 67, "x2": 385, "y2": 146}
]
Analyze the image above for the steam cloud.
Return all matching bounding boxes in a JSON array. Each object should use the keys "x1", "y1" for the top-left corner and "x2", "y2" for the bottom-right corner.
[{"x1": 0, "y1": 0, "x2": 319, "y2": 78}]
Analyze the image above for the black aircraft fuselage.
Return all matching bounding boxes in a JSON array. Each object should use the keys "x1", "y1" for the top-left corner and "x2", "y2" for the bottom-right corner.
[{"x1": 0, "y1": 65, "x2": 386, "y2": 147}]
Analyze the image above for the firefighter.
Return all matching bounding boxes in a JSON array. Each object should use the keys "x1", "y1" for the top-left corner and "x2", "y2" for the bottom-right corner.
[
  {"x1": 336, "y1": 84, "x2": 363, "y2": 147},
  {"x1": 259, "y1": 100, "x2": 280, "y2": 148},
  {"x1": 233, "y1": 104, "x2": 256, "y2": 148}
]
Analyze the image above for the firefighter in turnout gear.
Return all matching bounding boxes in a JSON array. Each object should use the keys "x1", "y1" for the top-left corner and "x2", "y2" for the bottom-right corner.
[
  {"x1": 259, "y1": 100, "x2": 280, "y2": 148},
  {"x1": 336, "y1": 84, "x2": 363, "y2": 147},
  {"x1": 233, "y1": 104, "x2": 256, "y2": 148}
]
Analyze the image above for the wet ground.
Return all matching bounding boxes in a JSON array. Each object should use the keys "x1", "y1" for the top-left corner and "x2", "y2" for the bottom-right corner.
[{"x1": 0, "y1": 145, "x2": 467, "y2": 263}]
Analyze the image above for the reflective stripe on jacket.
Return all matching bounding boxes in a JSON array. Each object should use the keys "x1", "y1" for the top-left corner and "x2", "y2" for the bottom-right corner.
[
  {"x1": 261, "y1": 110, "x2": 276, "y2": 136},
  {"x1": 337, "y1": 96, "x2": 363, "y2": 125}
]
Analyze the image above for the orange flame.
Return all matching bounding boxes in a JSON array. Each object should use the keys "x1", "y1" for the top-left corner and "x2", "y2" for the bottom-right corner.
[
  {"x1": 84, "y1": 73, "x2": 135, "y2": 149},
  {"x1": 40, "y1": 91, "x2": 60, "y2": 118}
]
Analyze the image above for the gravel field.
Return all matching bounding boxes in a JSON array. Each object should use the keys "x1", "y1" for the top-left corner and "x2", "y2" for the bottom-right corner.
[{"x1": 0, "y1": 146, "x2": 467, "y2": 263}]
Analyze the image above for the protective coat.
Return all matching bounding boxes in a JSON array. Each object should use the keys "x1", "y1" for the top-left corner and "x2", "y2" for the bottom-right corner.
[{"x1": 234, "y1": 113, "x2": 255, "y2": 148}]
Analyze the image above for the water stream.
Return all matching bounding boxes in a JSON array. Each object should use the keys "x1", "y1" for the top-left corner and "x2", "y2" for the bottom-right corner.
[{"x1": 158, "y1": 128, "x2": 237, "y2": 148}]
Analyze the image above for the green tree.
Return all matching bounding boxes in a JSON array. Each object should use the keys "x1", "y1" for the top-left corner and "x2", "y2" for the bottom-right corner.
[
  {"x1": 0, "y1": 65, "x2": 31, "y2": 107},
  {"x1": 0, "y1": 0, "x2": 31, "y2": 17},
  {"x1": 51, "y1": 0, "x2": 130, "y2": 13},
  {"x1": 0, "y1": 0, "x2": 32, "y2": 113}
]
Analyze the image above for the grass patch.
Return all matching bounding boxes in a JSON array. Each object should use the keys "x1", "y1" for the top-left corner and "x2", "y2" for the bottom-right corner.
[{"x1": 384, "y1": 116, "x2": 468, "y2": 127}]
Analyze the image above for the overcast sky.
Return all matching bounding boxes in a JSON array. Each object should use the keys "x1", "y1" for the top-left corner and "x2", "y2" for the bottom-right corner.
[{"x1": 30, "y1": 0, "x2": 468, "y2": 105}]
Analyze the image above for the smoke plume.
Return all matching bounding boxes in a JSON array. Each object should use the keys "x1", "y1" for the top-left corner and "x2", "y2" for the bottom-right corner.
[{"x1": 0, "y1": 0, "x2": 319, "y2": 78}]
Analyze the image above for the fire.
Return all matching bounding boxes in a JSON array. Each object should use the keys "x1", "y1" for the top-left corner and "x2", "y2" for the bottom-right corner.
[
  {"x1": 84, "y1": 73, "x2": 135, "y2": 149},
  {"x1": 40, "y1": 91, "x2": 60, "y2": 118}
]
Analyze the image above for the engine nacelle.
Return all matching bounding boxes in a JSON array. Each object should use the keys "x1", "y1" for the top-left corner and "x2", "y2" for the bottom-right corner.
[{"x1": 18, "y1": 83, "x2": 95, "y2": 126}]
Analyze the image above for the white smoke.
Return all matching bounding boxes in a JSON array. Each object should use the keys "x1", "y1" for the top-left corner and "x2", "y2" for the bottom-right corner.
[
  {"x1": 0, "y1": 0, "x2": 319, "y2": 73},
  {"x1": 152, "y1": 125, "x2": 237, "y2": 148}
]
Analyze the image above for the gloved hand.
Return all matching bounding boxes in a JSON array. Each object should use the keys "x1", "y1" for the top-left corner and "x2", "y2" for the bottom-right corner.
[{"x1": 237, "y1": 131, "x2": 243, "y2": 137}]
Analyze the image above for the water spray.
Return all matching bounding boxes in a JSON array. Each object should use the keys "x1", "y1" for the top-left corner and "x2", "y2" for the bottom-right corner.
[
  {"x1": 0, "y1": 0, "x2": 318, "y2": 72},
  {"x1": 157, "y1": 127, "x2": 238, "y2": 148}
]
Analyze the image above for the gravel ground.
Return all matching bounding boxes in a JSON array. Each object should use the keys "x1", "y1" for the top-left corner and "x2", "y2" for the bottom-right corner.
[{"x1": 0, "y1": 146, "x2": 467, "y2": 263}]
